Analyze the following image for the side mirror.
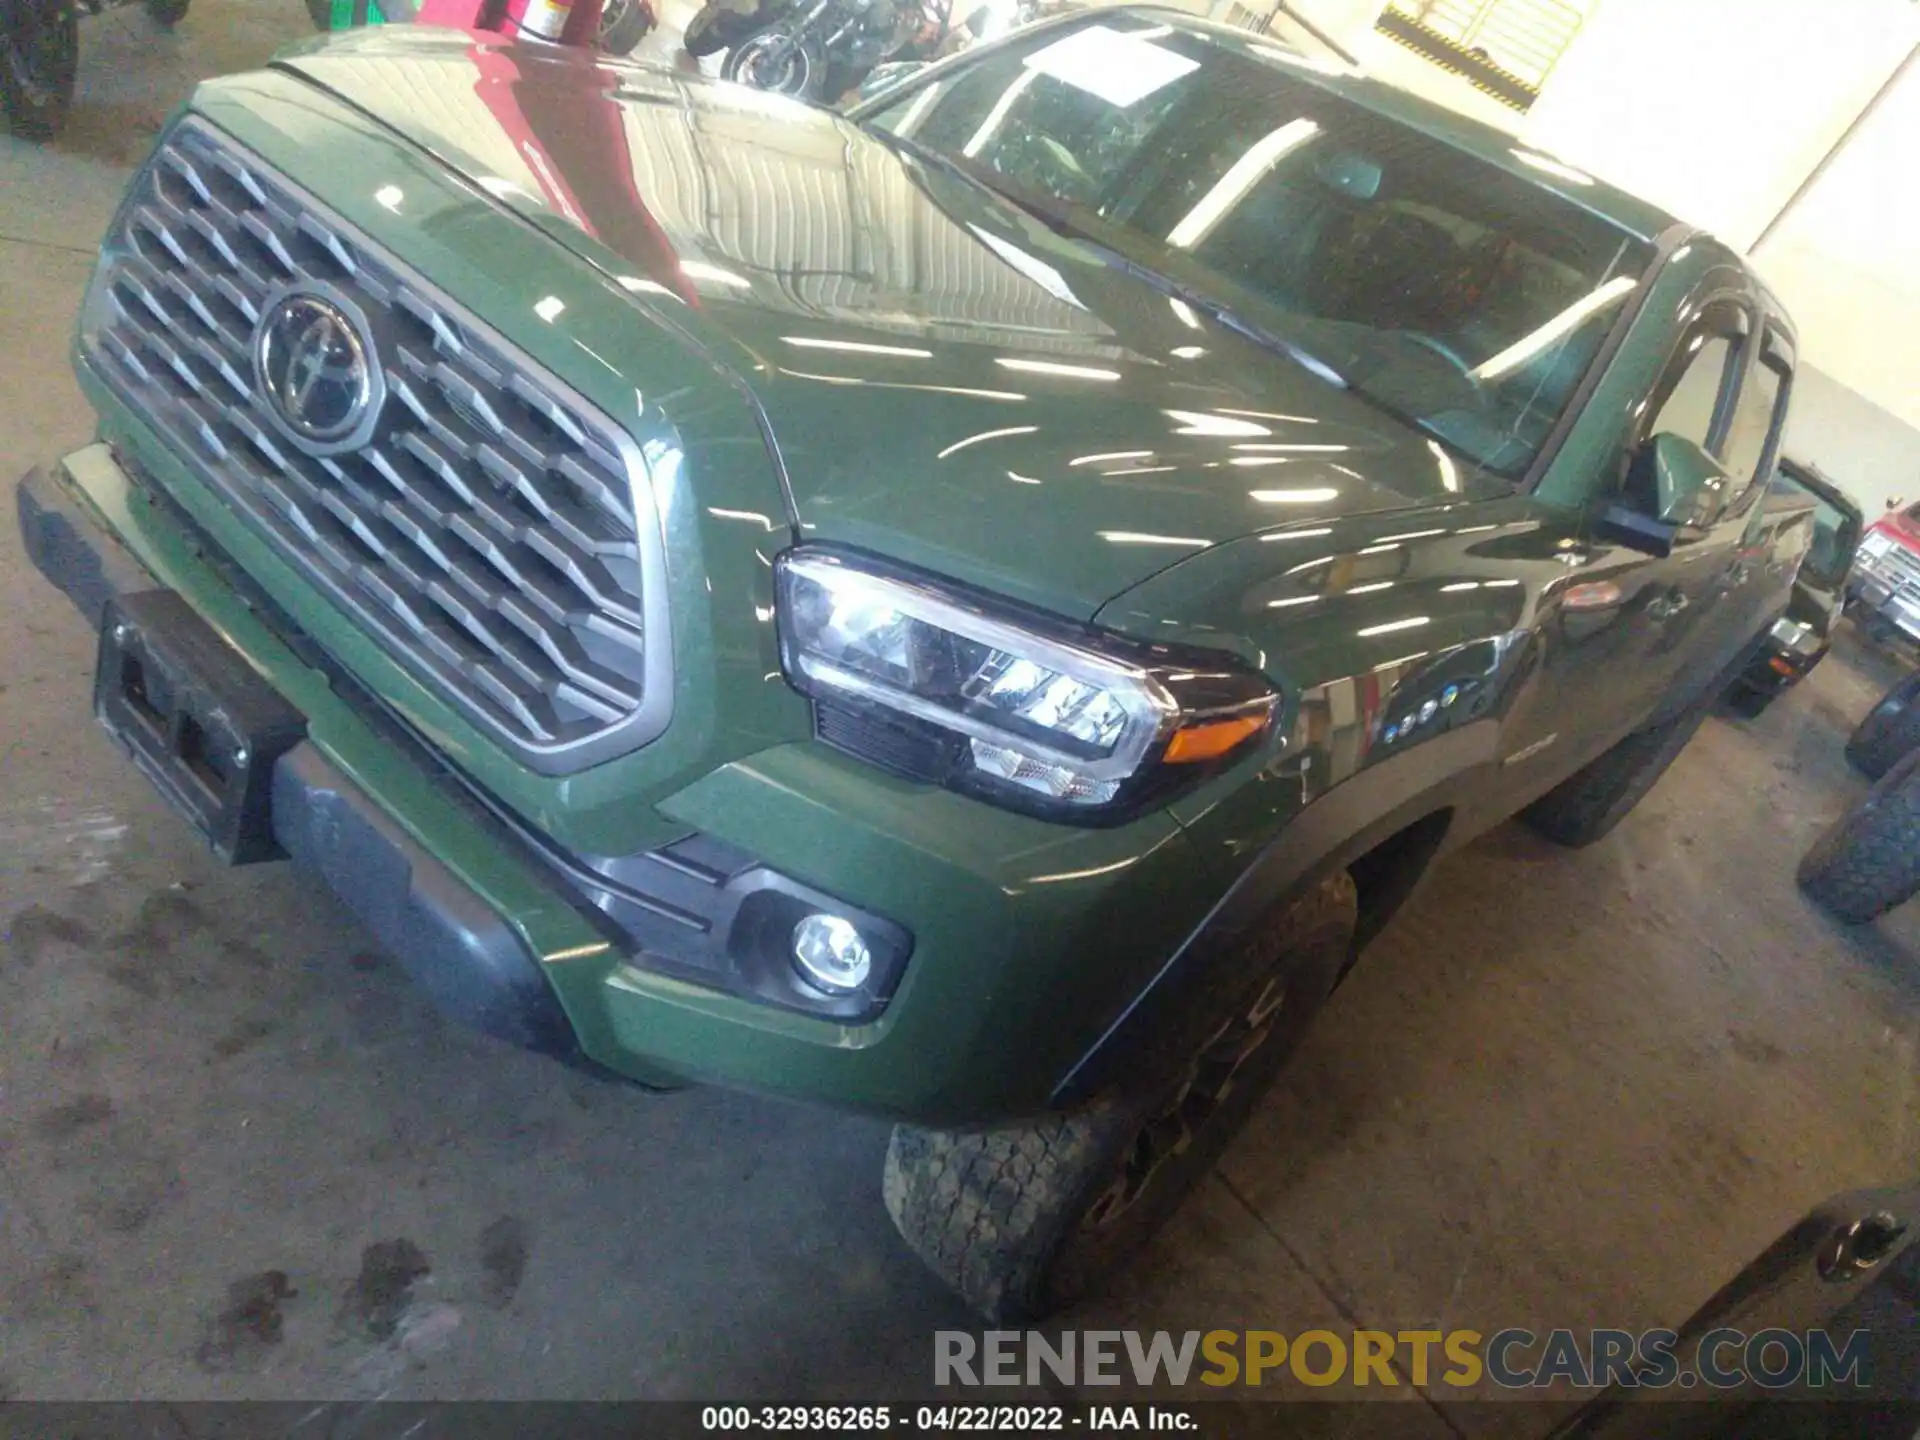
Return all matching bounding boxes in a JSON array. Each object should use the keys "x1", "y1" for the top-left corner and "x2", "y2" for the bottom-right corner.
[{"x1": 1595, "y1": 432, "x2": 1733, "y2": 558}]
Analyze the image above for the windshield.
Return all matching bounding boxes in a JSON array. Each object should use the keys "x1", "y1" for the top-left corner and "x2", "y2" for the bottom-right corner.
[{"x1": 861, "y1": 15, "x2": 1652, "y2": 477}]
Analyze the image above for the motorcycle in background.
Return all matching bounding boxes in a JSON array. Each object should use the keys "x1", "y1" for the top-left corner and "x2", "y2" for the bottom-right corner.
[
  {"x1": 698, "y1": 0, "x2": 1039, "y2": 103},
  {"x1": 2, "y1": 0, "x2": 189, "y2": 140}
]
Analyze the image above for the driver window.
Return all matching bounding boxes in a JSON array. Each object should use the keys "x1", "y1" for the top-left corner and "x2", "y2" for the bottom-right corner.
[{"x1": 1649, "y1": 332, "x2": 1734, "y2": 450}]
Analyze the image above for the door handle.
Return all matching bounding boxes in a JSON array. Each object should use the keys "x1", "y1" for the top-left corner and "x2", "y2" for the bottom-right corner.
[{"x1": 1647, "y1": 589, "x2": 1689, "y2": 621}]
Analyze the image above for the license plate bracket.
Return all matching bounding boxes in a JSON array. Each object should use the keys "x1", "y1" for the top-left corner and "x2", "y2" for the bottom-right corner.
[{"x1": 94, "y1": 591, "x2": 307, "y2": 865}]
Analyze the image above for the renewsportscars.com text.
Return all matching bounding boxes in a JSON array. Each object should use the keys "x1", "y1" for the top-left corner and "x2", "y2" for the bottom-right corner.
[{"x1": 934, "y1": 1327, "x2": 1873, "y2": 1390}]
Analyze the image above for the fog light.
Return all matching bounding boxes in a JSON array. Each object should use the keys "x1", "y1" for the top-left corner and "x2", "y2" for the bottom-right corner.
[{"x1": 791, "y1": 913, "x2": 872, "y2": 994}]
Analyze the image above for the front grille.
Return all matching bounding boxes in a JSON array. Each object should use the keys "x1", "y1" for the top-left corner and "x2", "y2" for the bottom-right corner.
[
  {"x1": 81, "y1": 119, "x2": 669, "y2": 774},
  {"x1": 1878, "y1": 544, "x2": 1920, "y2": 600}
]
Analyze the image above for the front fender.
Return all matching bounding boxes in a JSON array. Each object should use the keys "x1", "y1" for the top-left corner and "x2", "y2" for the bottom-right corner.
[{"x1": 1052, "y1": 718, "x2": 1499, "y2": 1107}]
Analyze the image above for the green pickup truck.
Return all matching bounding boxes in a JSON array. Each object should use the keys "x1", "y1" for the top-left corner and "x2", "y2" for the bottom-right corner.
[{"x1": 15, "y1": 10, "x2": 1815, "y2": 1319}]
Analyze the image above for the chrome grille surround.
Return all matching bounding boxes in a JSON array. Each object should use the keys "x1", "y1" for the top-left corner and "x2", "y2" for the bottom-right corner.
[{"x1": 79, "y1": 118, "x2": 672, "y2": 774}]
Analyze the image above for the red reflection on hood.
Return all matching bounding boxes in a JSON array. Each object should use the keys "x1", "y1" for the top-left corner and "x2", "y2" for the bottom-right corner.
[{"x1": 465, "y1": 39, "x2": 695, "y2": 304}]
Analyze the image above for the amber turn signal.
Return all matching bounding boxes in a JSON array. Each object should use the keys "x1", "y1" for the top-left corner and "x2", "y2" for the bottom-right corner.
[{"x1": 1162, "y1": 712, "x2": 1268, "y2": 764}]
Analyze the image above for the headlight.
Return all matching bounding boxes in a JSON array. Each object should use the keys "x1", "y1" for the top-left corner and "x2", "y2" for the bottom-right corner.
[
  {"x1": 1770, "y1": 617, "x2": 1822, "y2": 656},
  {"x1": 776, "y1": 550, "x2": 1278, "y2": 820}
]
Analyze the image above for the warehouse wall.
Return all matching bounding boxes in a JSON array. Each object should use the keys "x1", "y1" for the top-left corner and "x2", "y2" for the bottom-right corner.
[
  {"x1": 1516, "y1": 0, "x2": 1920, "y2": 513},
  {"x1": 1784, "y1": 369, "x2": 1920, "y2": 519}
]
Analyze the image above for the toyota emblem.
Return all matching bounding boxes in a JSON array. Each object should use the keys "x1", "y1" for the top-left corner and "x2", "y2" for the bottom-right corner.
[{"x1": 253, "y1": 290, "x2": 381, "y2": 449}]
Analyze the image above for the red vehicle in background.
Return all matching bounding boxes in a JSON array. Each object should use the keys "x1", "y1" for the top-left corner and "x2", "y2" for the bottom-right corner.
[
  {"x1": 1846, "y1": 497, "x2": 1920, "y2": 651},
  {"x1": 310, "y1": 0, "x2": 655, "y2": 55}
]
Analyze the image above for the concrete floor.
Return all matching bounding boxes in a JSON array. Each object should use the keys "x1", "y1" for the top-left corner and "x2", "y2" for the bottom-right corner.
[{"x1": 4, "y1": 5, "x2": 1920, "y2": 1426}]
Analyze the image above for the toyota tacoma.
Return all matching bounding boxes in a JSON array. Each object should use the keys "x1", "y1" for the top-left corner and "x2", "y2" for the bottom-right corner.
[{"x1": 15, "y1": 10, "x2": 1815, "y2": 1319}]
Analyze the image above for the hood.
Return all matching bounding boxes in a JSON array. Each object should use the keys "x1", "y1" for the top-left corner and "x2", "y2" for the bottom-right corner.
[{"x1": 274, "y1": 29, "x2": 1499, "y2": 618}]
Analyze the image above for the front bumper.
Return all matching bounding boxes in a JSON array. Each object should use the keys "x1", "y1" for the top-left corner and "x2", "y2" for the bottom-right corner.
[
  {"x1": 1847, "y1": 564, "x2": 1920, "y2": 645},
  {"x1": 1738, "y1": 641, "x2": 1821, "y2": 698},
  {"x1": 18, "y1": 444, "x2": 1215, "y2": 1124}
]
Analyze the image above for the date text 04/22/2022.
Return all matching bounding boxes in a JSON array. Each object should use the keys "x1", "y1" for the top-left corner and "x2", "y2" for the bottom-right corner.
[{"x1": 699, "y1": 1406, "x2": 1197, "y2": 1431}]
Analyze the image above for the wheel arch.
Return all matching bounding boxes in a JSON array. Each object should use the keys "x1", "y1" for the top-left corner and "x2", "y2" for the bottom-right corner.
[{"x1": 1049, "y1": 722, "x2": 1493, "y2": 1108}]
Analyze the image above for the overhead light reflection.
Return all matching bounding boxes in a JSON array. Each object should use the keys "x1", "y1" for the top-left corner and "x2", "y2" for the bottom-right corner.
[
  {"x1": 784, "y1": 336, "x2": 933, "y2": 358},
  {"x1": 1440, "y1": 581, "x2": 1481, "y2": 592},
  {"x1": 781, "y1": 368, "x2": 1026, "y2": 402},
  {"x1": 1345, "y1": 581, "x2": 1395, "y2": 595},
  {"x1": 1472, "y1": 276, "x2": 1637, "y2": 381},
  {"x1": 997, "y1": 357, "x2": 1122, "y2": 381},
  {"x1": 963, "y1": 68, "x2": 1039, "y2": 157},
  {"x1": 893, "y1": 82, "x2": 944, "y2": 137},
  {"x1": 1261, "y1": 527, "x2": 1334, "y2": 542},
  {"x1": 1070, "y1": 451, "x2": 1153, "y2": 467},
  {"x1": 1249, "y1": 487, "x2": 1341, "y2": 503},
  {"x1": 1267, "y1": 594, "x2": 1321, "y2": 608},
  {"x1": 1169, "y1": 297, "x2": 1204, "y2": 330},
  {"x1": 1220, "y1": 408, "x2": 1317, "y2": 423},
  {"x1": 1233, "y1": 443, "x2": 1350, "y2": 453},
  {"x1": 681, "y1": 260, "x2": 752, "y2": 289},
  {"x1": 1007, "y1": 471, "x2": 1043, "y2": 485},
  {"x1": 1099, "y1": 531, "x2": 1210, "y2": 547},
  {"x1": 1511, "y1": 148, "x2": 1595, "y2": 186},
  {"x1": 375, "y1": 184, "x2": 404, "y2": 210},
  {"x1": 1357, "y1": 616, "x2": 1430, "y2": 636},
  {"x1": 1426, "y1": 439, "x2": 1461, "y2": 491},
  {"x1": 1166, "y1": 409, "x2": 1269, "y2": 437},
  {"x1": 534, "y1": 296, "x2": 566, "y2": 323},
  {"x1": 1171, "y1": 346, "x2": 1207, "y2": 359},
  {"x1": 618, "y1": 275, "x2": 678, "y2": 299},
  {"x1": 938, "y1": 425, "x2": 1039, "y2": 459},
  {"x1": 1169, "y1": 119, "x2": 1321, "y2": 249},
  {"x1": 707, "y1": 507, "x2": 775, "y2": 530},
  {"x1": 1376, "y1": 528, "x2": 1447, "y2": 543}
]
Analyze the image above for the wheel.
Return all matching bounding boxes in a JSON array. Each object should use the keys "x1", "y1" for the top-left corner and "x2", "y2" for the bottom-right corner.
[
  {"x1": 1, "y1": 0, "x2": 76, "y2": 141},
  {"x1": 722, "y1": 25, "x2": 816, "y2": 97},
  {"x1": 1797, "y1": 749, "x2": 1920, "y2": 923},
  {"x1": 145, "y1": 0, "x2": 190, "y2": 27},
  {"x1": 1846, "y1": 673, "x2": 1920, "y2": 781},
  {"x1": 883, "y1": 871, "x2": 1357, "y2": 1321},
  {"x1": 681, "y1": 3, "x2": 743, "y2": 56},
  {"x1": 597, "y1": 0, "x2": 653, "y2": 54},
  {"x1": 1520, "y1": 697, "x2": 1708, "y2": 848}
]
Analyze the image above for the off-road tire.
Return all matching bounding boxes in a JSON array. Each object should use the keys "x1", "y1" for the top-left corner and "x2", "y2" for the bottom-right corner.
[
  {"x1": 1, "y1": 0, "x2": 76, "y2": 140},
  {"x1": 1846, "y1": 674, "x2": 1920, "y2": 781},
  {"x1": 597, "y1": 0, "x2": 652, "y2": 54},
  {"x1": 1520, "y1": 697, "x2": 1709, "y2": 848},
  {"x1": 884, "y1": 872, "x2": 1357, "y2": 1322},
  {"x1": 1797, "y1": 749, "x2": 1920, "y2": 924},
  {"x1": 145, "y1": 0, "x2": 190, "y2": 27}
]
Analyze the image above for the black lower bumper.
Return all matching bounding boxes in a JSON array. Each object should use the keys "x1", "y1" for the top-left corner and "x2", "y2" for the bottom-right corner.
[
  {"x1": 1738, "y1": 645, "x2": 1817, "y2": 698},
  {"x1": 17, "y1": 462, "x2": 580, "y2": 1060}
]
